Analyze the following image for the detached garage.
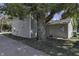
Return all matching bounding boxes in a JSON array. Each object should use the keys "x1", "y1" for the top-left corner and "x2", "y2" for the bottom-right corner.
[{"x1": 46, "y1": 19, "x2": 73, "y2": 39}]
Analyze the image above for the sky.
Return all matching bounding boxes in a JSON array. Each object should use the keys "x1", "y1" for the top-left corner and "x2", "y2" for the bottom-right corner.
[
  {"x1": 51, "y1": 10, "x2": 64, "y2": 21},
  {"x1": 0, "y1": 3, "x2": 5, "y2": 16},
  {"x1": 47, "y1": 10, "x2": 64, "y2": 21},
  {"x1": 0, "y1": 3, "x2": 4, "y2": 7}
]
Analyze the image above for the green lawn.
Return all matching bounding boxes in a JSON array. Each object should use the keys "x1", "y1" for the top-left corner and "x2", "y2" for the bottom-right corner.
[{"x1": 69, "y1": 33, "x2": 79, "y2": 42}]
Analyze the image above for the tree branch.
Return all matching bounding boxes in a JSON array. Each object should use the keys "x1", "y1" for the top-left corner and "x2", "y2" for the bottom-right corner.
[{"x1": 45, "y1": 12, "x2": 55, "y2": 23}]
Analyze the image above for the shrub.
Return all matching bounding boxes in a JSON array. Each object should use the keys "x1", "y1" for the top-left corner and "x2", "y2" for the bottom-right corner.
[
  {"x1": 73, "y1": 32, "x2": 77, "y2": 37},
  {"x1": 2, "y1": 24, "x2": 11, "y2": 31}
]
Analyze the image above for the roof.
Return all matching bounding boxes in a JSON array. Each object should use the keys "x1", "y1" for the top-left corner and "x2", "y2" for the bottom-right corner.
[{"x1": 47, "y1": 19, "x2": 71, "y2": 25}]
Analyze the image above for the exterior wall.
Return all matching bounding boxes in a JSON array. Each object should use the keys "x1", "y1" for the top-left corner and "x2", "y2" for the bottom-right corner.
[
  {"x1": 68, "y1": 21, "x2": 73, "y2": 38},
  {"x1": 46, "y1": 24, "x2": 68, "y2": 39},
  {"x1": 12, "y1": 15, "x2": 37, "y2": 38},
  {"x1": 12, "y1": 17, "x2": 31, "y2": 38},
  {"x1": 31, "y1": 18, "x2": 37, "y2": 38}
]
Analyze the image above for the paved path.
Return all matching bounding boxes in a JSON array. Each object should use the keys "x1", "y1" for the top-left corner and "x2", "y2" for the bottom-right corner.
[{"x1": 0, "y1": 35, "x2": 48, "y2": 56}]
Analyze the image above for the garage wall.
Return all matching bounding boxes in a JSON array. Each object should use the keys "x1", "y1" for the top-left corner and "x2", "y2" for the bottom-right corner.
[
  {"x1": 12, "y1": 17, "x2": 31, "y2": 38},
  {"x1": 31, "y1": 18, "x2": 37, "y2": 38},
  {"x1": 68, "y1": 21, "x2": 73, "y2": 38},
  {"x1": 46, "y1": 24, "x2": 68, "y2": 39},
  {"x1": 12, "y1": 14, "x2": 37, "y2": 38}
]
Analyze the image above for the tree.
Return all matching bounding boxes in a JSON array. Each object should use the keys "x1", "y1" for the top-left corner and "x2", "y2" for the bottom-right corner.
[
  {"x1": 0, "y1": 3, "x2": 78, "y2": 41},
  {"x1": 61, "y1": 4, "x2": 78, "y2": 30},
  {"x1": 0, "y1": 3, "x2": 59, "y2": 41}
]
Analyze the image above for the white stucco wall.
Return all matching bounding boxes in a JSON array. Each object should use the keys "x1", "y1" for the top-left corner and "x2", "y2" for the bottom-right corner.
[
  {"x1": 12, "y1": 17, "x2": 31, "y2": 38},
  {"x1": 12, "y1": 14, "x2": 37, "y2": 38},
  {"x1": 31, "y1": 18, "x2": 37, "y2": 38},
  {"x1": 46, "y1": 24, "x2": 68, "y2": 39},
  {"x1": 68, "y1": 21, "x2": 73, "y2": 38}
]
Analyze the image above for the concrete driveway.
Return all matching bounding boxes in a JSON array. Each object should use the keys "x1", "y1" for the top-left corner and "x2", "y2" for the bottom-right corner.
[{"x1": 0, "y1": 35, "x2": 48, "y2": 56}]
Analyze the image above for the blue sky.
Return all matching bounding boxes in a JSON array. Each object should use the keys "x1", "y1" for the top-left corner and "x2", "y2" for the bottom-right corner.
[
  {"x1": 51, "y1": 10, "x2": 64, "y2": 21},
  {"x1": 0, "y1": 3, "x2": 4, "y2": 7},
  {"x1": 47, "y1": 10, "x2": 64, "y2": 21}
]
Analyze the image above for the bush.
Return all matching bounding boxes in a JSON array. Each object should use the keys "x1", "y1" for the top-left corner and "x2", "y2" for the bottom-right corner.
[
  {"x1": 2, "y1": 24, "x2": 11, "y2": 31},
  {"x1": 73, "y1": 32, "x2": 77, "y2": 37}
]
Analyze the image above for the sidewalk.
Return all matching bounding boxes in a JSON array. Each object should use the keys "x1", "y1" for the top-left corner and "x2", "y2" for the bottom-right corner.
[{"x1": 0, "y1": 32, "x2": 12, "y2": 34}]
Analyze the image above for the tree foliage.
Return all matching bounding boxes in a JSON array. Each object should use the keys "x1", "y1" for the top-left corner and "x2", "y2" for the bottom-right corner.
[
  {"x1": 0, "y1": 3, "x2": 78, "y2": 20},
  {"x1": 0, "y1": 3, "x2": 78, "y2": 28},
  {"x1": 0, "y1": 3, "x2": 78, "y2": 40}
]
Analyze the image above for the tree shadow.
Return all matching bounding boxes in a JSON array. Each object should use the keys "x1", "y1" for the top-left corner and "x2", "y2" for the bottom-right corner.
[{"x1": 3, "y1": 34, "x2": 79, "y2": 56}]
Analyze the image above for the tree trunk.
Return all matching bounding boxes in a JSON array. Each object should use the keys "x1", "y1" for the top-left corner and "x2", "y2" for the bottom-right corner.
[{"x1": 37, "y1": 18, "x2": 47, "y2": 42}]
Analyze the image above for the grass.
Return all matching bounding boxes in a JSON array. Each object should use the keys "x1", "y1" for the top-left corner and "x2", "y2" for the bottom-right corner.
[
  {"x1": 3, "y1": 34, "x2": 79, "y2": 56},
  {"x1": 69, "y1": 33, "x2": 79, "y2": 42}
]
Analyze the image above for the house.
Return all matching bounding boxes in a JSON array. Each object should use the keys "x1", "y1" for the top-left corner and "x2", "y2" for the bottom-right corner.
[
  {"x1": 12, "y1": 15, "x2": 37, "y2": 38},
  {"x1": 46, "y1": 18, "x2": 73, "y2": 39},
  {"x1": 12, "y1": 14, "x2": 73, "y2": 39}
]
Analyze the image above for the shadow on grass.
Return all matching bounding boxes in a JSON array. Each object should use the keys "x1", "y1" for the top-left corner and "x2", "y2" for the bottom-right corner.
[{"x1": 3, "y1": 34, "x2": 79, "y2": 56}]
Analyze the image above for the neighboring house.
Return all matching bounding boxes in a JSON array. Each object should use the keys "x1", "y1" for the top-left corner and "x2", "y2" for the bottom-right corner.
[
  {"x1": 46, "y1": 19, "x2": 73, "y2": 39},
  {"x1": 12, "y1": 15, "x2": 37, "y2": 38}
]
